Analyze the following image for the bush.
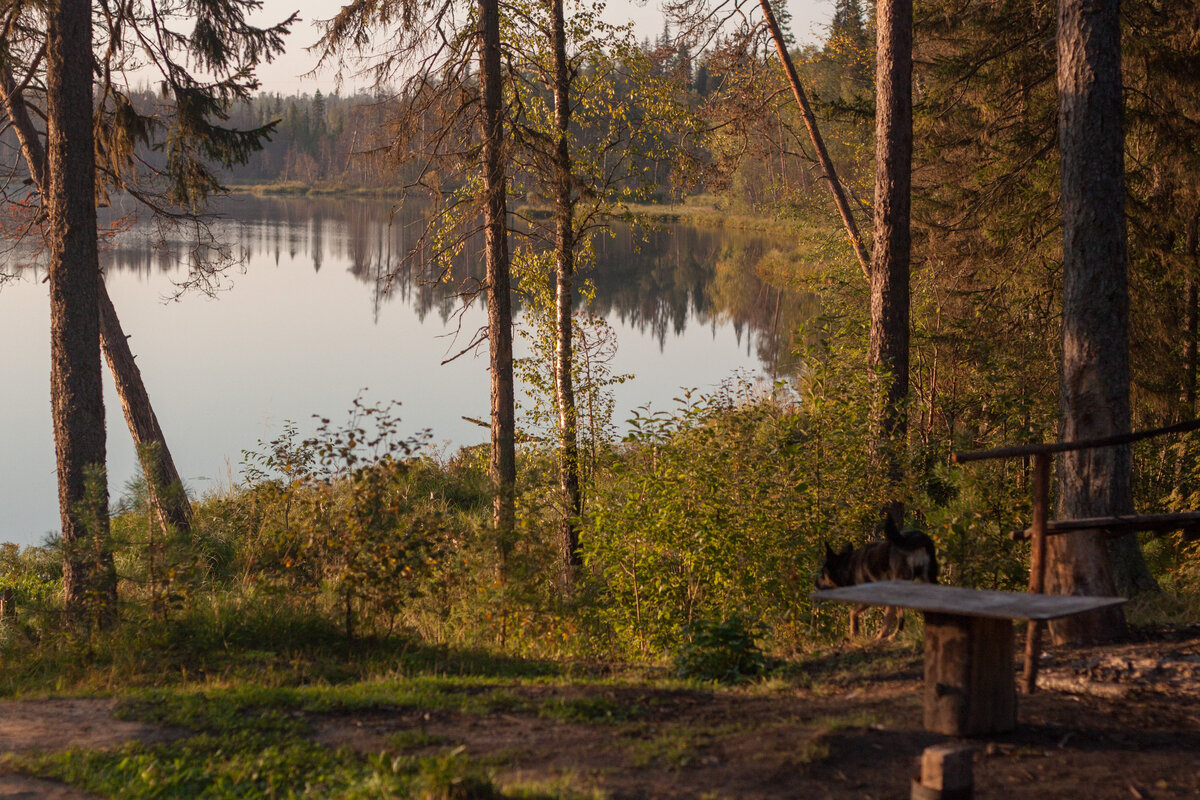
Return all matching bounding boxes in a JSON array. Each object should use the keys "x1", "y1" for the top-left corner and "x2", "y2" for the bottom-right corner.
[{"x1": 673, "y1": 614, "x2": 770, "y2": 683}]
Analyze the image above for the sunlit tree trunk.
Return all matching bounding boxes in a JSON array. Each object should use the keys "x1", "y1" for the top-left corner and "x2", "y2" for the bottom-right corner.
[
  {"x1": 550, "y1": 0, "x2": 582, "y2": 584},
  {"x1": 46, "y1": 0, "x2": 116, "y2": 623},
  {"x1": 869, "y1": 0, "x2": 912, "y2": 506},
  {"x1": 480, "y1": 0, "x2": 517, "y2": 549},
  {"x1": 1, "y1": 64, "x2": 192, "y2": 539},
  {"x1": 1051, "y1": 0, "x2": 1138, "y2": 642}
]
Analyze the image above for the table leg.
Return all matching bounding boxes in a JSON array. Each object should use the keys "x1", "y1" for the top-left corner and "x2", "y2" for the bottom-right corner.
[{"x1": 923, "y1": 612, "x2": 1017, "y2": 736}]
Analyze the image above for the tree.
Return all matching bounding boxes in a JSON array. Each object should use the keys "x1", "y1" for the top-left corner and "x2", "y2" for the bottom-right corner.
[
  {"x1": 0, "y1": 63, "x2": 195, "y2": 542},
  {"x1": 46, "y1": 0, "x2": 115, "y2": 623},
  {"x1": 318, "y1": 0, "x2": 519, "y2": 548},
  {"x1": 480, "y1": 0, "x2": 518, "y2": 547},
  {"x1": 548, "y1": 0, "x2": 583, "y2": 580},
  {"x1": 826, "y1": 0, "x2": 870, "y2": 91},
  {"x1": 2, "y1": 0, "x2": 292, "y2": 562},
  {"x1": 759, "y1": 0, "x2": 870, "y2": 278},
  {"x1": 1049, "y1": 0, "x2": 1130, "y2": 642},
  {"x1": 868, "y1": 0, "x2": 912, "y2": 510},
  {"x1": 501, "y1": 1, "x2": 688, "y2": 587}
]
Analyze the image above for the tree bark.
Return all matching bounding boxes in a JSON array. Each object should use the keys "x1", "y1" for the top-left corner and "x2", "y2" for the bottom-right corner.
[
  {"x1": 1050, "y1": 0, "x2": 1130, "y2": 641},
  {"x1": 46, "y1": 0, "x2": 116, "y2": 623},
  {"x1": 868, "y1": 0, "x2": 912, "y2": 499},
  {"x1": 1, "y1": 63, "x2": 192, "y2": 538},
  {"x1": 479, "y1": 0, "x2": 517, "y2": 550},
  {"x1": 97, "y1": 289, "x2": 193, "y2": 534},
  {"x1": 760, "y1": 0, "x2": 871, "y2": 280},
  {"x1": 1185, "y1": 212, "x2": 1199, "y2": 416},
  {"x1": 550, "y1": 0, "x2": 582, "y2": 584}
]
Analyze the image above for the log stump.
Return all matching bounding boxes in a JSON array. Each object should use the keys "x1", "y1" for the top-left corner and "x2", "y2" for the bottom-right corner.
[
  {"x1": 911, "y1": 742, "x2": 974, "y2": 799},
  {"x1": 923, "y1": 612, "x2": 1016, "y2": 736}
]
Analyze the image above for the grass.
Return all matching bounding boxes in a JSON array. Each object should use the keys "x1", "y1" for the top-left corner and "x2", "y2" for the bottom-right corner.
[
  {"x1": 6, "y1": 688, "x2": 501, "y2": 799},
  {"x1": 0, "y1": 672, "x2": 741, "y2": 797}
]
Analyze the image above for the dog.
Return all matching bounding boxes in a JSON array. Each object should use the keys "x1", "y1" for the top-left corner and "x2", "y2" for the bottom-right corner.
[{"x1": 816, "y1": 514, "x2": 939, "y2": 639}]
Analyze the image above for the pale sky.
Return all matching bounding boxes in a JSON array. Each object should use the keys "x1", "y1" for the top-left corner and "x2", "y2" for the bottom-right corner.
[{"x1": 249, "y1": 0, "x2": 836, "y2": 94}]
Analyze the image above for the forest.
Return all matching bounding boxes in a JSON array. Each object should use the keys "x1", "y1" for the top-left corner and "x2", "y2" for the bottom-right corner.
[{"x1": 1, "y1": 0, "x2": 1199, "y2": 797}]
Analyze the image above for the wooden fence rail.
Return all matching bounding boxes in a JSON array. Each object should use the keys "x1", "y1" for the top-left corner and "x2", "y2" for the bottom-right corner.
[{"x1": 951, "y1": 417, "x2": 1200, "y2": 694}]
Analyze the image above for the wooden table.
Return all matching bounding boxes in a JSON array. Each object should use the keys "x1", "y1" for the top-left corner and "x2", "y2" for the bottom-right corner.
[{"x1": 812, "y1": 581, "x2": 1127, "y2": 736}]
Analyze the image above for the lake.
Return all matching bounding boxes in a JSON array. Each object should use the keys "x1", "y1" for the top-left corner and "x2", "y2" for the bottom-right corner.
[{"x1": 0, "y1": 195, "x2": 812, "y2": 547}]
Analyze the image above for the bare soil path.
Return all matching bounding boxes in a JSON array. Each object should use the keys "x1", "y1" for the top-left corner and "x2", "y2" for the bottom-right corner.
[
  {"x1": 0, "y1": 627, "x2": 1197, "y2": 798},
  {"x1": 0, "y1": 699, "x2": 179, "y2": 799}
]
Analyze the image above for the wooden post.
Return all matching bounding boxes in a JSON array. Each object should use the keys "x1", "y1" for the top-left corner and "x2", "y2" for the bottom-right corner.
[
  {"x1": 912, "y1": 743, "x2": 974, "y2": 800},
  {"x1": 1022, "y1": 453, "x2": 1050, "y2": 693},
  {"x1": 924, "y1": 612, "x2": 1016, "y2": 736},
  {"x1": 0, "y1": 587, "x2": 13, "y2": 619}
]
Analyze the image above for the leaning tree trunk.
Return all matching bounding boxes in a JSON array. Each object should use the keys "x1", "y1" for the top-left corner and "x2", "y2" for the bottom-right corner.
[
  {"x1": 868, "y1": 0, "x2": 913, "y2": 507},
  {"x1": 550, "y1": 0, "x2": 583, "y2": 585},
  {"x1": 1, "y1": 63, "x2": 192, "y2": 538},
  {"x1": 479, "y1": 0, "x2": 517, "y2": 553},
  {"x1": 1051, "y1": 0, "x2": 1136, "y2": 642},
  {"x1": 98, "y1": 289, "x2": 193, "y2": 534},
  {"x1": 46, "y1": 0, "x2": 116, "y2": 624},
  {"x1": 760, "y1": 0, "x2": 871, "y2": 280}
]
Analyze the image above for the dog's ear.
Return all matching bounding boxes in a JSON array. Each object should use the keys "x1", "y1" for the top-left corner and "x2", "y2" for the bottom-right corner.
[
  {"x1": 883, "y1": 513, "x2": 900, "y2": 538},
  {"x1": 823, "y1": 541, "x2": 835, "y2": 559}
]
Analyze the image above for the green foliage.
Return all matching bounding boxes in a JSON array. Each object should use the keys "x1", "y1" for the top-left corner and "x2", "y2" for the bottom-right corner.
[
  {"x1": 238, "y1": 398, "x2": 451, "y2": 640},
  {"x1": 672, "y1": 614, "x2": 770, "y2": 684},
  {"x1": 585, "y1": 369, "x2": 878, "y2": 656},
  {"x1": 514, "y1": 248, "x2": 629, "y2": 466}
]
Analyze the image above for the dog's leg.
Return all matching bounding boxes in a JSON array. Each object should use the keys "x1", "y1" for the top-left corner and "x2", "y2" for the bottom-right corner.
[
  {"x1": 877, "y1": 606, "x2": 898, "y2": 639},
  {"x1": 849, "y1": 605, "x2": 864, "y2": 638}
]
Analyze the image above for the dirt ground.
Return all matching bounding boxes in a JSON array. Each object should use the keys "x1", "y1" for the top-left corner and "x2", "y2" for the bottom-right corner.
[
  {"x1": 0, "y1": 699, "x2": 177, "y2": 799},
  {"x1": 2, "y1": 626, "x2": 1198, "y2": 799}
]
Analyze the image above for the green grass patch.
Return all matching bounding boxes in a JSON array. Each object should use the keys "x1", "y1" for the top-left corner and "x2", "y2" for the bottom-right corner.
[{"x1": 8, "y1": 684, "x2": 515, "y2": 799}]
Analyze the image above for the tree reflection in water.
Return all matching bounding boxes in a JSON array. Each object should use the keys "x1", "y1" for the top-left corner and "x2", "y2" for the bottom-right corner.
[{"x1": 101, "y1": 195, "x2": 818, "y2": 379}]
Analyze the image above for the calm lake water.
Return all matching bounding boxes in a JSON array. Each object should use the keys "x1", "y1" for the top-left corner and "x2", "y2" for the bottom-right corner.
[{"x1": 0, "y1": 195, "x2": 812, "y2": 547}]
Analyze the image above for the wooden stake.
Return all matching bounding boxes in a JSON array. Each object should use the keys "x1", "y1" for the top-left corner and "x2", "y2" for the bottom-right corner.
[{"x1": 1022, "y1": 453, "x2": 1050, "y2": 693}]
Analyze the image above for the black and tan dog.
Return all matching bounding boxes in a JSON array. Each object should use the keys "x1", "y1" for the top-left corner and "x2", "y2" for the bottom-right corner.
[{"x1": 816, "y1": 515, "x2": 939, "y2": 638}]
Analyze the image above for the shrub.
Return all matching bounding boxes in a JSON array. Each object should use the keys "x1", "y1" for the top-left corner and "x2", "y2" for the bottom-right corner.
[{"x1": 673, "y1": 614, "x2": 770, "y2": 683}]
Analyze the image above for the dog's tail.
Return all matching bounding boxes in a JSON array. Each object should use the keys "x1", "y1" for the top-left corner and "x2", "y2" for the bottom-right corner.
[
  {"x1": 883, "y1": 515, "x2": 939, "y2": 583},
  {"x1": 882, "y1": 515, "x2": 924, "y2": 548}
]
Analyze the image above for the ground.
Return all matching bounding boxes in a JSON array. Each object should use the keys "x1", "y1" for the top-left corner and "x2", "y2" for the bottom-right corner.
[{"x1": 1, "y1": 626, "x2": 1198, "y2": 799}]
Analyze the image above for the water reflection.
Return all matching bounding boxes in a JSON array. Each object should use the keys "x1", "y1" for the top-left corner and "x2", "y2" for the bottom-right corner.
[
  {"x1": 3, "y1": 195, "x2": 815, "y2": 546},
  {"x1": 102, "y1": 195, "x2": 815, "y2": 377}
]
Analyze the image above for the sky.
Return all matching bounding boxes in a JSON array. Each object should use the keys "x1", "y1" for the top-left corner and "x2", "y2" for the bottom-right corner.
[{"x1": 248, "y1": 0, "x2": 836, "y2": 95}]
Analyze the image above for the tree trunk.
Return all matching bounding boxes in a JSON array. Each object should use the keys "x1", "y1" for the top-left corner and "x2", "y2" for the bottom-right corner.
[
  {"x1": 479, "y1": 0, "x2": 517, "y2": 551},
  {"x1": 1186, "y1": 212, "x2": 1199, "y2": 416},
  {"x1": 46, "y1": 0, "x2": 116, "y2": 623},
  {"x1": 1, "y1": 63, "x2": 192, "y2": 539},
  {"x1": 97, "y1": 289, "x2": 193, "y2": 534},
  {"x1": 1050, "y1": 0, "x2": 1131, "y2": 641},
  {"x1": 760, "y1": 0, "x2": 871, "y2": 280},
  {"x1": 868, "y1": 0, "x2": 912, "y2": 501},
  {"x1": 551, "y1": 0, "x2": 582, "y2": 584}
]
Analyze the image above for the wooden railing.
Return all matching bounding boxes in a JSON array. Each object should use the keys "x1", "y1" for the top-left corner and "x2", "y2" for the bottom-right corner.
[{"x1": 951, "y1": 416, "x2": 1200, "y2": 693}]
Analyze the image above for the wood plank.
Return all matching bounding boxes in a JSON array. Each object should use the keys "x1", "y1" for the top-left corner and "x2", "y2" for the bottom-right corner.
[
  {"x1": 1011, "y1": 511, "x2": 1200, "y2": 540},
  {"x1": 812, "y1": 581, "x2": 1127, "y2": 621}
]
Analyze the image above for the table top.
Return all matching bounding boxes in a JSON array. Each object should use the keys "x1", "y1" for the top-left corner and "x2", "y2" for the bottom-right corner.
[{"x1": 811, "y1": 581, "x2": 1128, "y2": 621}]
